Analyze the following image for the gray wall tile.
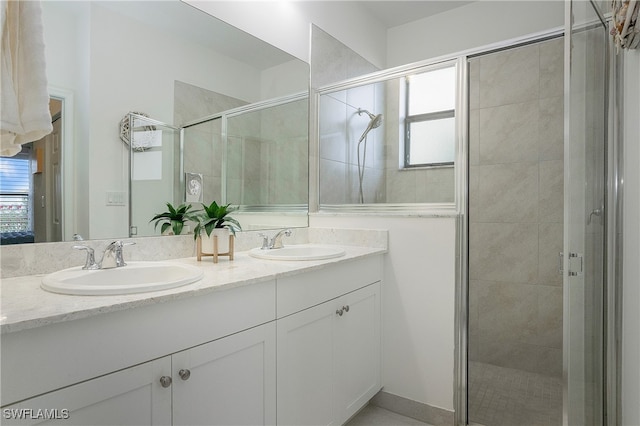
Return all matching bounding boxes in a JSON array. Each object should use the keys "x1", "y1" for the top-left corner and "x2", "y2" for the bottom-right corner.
[
  {"x1": 469, "y1": 39, "x2": 563, "y2": 378},
  {"x1": 539, "y1": 96, "x2": 564, "y2": 161},
  {"x1": 469, "y1": 222, "x2": 539, "y2": 283},
  {"x1": 479, "y1": 101, "x2": 539, "y2": 164},
  {"x1": 539, "y1": 160, "x2": 564, "y2": 223},
  {"x1": 479, "y1": 44, "x2": 539, "y2": 108},
  {"x1": 474, "y1": 162, "x2": 539, "y2": 223},
  {"x1": 539, "y1": 38, "x2": 564, "y2": 99}
]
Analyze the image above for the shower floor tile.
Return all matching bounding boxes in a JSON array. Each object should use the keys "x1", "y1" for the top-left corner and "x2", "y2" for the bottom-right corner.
[{"x1": 468, "y1": 361, "x2": 562, "y2": 426}]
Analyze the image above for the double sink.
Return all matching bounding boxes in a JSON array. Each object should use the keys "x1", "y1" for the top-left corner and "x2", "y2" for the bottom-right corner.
[{"x1": 41, "y1": 244, "x2": 345, "y2": 296}]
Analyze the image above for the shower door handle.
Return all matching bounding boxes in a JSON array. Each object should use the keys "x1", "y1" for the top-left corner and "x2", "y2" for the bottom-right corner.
[
  {"x1": 588, "y1": 204, "x2": 604, "y2": 225},
  {"x1": 558, "y1": 252, "x2": 563, "y2": 275}
]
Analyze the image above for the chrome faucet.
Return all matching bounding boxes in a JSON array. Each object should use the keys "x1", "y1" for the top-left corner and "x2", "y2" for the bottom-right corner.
[
  {"x1": 101, "y1": 240, "x2": 135, "y2": 268},
  {"x1": 73, "y1": 245, "x2": 98, "y2": 269},
  {"x1": 258, "y1": 229, "x2": 292, "y2": 250},
  {"x1": 74, "y1": 240, "x2": 135, "y2": 270}
]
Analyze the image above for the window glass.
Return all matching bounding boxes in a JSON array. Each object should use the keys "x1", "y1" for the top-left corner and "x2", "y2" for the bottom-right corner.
[
  {"x1": 407, "y1": 67, "x2": 456, "y2": 115},
  {"x1": 404, "y1": 65, "x2": 456, "y2": 168},
  {"x1": 407, "y1": 117, "x2": 455, "y2": 166},
  {"x1": 0, "y1": 155, "x2": 31, "y2": 232}
]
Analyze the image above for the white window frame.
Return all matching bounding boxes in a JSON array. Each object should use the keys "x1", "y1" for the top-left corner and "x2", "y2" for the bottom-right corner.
[{"x1": 402, "y1": 62, "x2": 458, "y2": 169}]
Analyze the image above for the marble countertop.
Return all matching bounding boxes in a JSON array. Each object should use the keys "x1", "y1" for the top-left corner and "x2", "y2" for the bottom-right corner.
[{"x1": 0, "y1": 244, "x2": 385, "y2": 335}]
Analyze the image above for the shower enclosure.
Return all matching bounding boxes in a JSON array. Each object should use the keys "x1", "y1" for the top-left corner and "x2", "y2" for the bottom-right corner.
[
  {"x1": 466, "y1": 0, "x2": 609, "y2": 423},
  {"x1": 127, "y1": 93, "x2": 309, "y2": 236},
  {"x1": 316, "y1": 2, "x2": 611, "y2": 421},
  {"x1": 181, "y1": 93, "x2": 309, "y2": 230},
  {"x1": 564, "y1": 1, "x2": 609, "y2": 424},
  {"x1": 467, "y1": 36, "x2": 565, "y2": 426}
]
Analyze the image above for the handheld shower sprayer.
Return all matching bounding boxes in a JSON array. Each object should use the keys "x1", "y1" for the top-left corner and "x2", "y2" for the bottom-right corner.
[
  {"x1": 357, "y1": 109, "x2": 383, "y2": 142},
  {"x1": 356, "y1": 108, "x2": 383, "y2": 203}
]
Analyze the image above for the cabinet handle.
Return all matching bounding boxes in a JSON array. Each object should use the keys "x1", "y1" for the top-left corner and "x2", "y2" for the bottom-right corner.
[
  {"x1": 336, "y1": 305, "x2": 350, "y2": 316},
  {"x1": 159, "y1": 376, "x2": 172, "y2": 388},
  {"x1": 179, "y1": 369, "x2": 191, "y2": 381}
]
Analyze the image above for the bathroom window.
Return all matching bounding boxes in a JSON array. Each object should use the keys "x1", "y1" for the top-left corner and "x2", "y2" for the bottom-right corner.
[
  {"x1": 0, "y1": 152, "x2": 31, "y2": 232},
  {"x1": 403, "y1": 65, "x2": 456, "y2": 168}
]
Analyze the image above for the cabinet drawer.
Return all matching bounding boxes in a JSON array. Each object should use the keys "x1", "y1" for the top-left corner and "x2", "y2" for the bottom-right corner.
[{"x1": 277, "y1": 255, "x2": 382, "y2": 318}]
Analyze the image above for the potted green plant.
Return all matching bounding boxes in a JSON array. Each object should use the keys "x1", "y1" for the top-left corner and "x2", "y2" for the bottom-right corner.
[
  {"x1": 193, "y1": 201, "x2": 242, "y2": 253},
  {"x1": 150, "y1": 202, "x2": 197, "y2": 236}
]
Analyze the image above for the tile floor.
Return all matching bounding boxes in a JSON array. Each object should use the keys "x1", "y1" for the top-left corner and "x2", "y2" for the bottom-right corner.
[
  {"x1": 468, "y1": 361, "x2": 562, "y2": 426},
  {"x1": 346, "y1": 405, "x2": 432, "y2": 426}
]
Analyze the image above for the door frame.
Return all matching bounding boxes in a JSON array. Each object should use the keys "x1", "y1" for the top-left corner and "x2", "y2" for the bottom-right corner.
[{"x1": 48, "y1": 87, "x2": 75, "y2": 241}]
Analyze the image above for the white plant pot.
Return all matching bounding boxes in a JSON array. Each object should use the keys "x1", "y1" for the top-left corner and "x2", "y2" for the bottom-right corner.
[{"x1": 201, "y1": 228, "x2": 230, "y2": 254}]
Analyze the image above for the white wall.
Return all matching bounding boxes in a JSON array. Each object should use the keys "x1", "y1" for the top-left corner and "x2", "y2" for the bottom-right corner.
[
  {"x1": 386, "y1": 1, "x2": 565, "y2": 67},
  {"x1": 41, "y1": 1, "x2": 91, "y2": 238},
  {"x1": 310, "y1": 215, "x2": 456, "y2": 411},
  {"x1": 185, "y1": 1, "x2": 388, "y2": 68},
  {"x1": 622, "y1": 49, "x2": 640, "y2": 426}
]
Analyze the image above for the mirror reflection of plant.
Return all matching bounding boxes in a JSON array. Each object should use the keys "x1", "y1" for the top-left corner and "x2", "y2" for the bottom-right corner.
[
  {"x1": 193, "y1": 201, "x2": 242, "y2": 240},
  {"x1": 150, "y1": 202, "x2": 198, "y2": 236}
]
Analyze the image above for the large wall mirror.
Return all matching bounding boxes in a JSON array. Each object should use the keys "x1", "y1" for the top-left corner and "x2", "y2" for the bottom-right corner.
[
  {"x1": 0, "y1": 1, "x2": 309, "y2": 246},
  {"x1": 317, "y1": 61, "x2": 457, "y2": 207},
  {"x1": 312, "y1": 26, "x2": 457, "y2": 211}
]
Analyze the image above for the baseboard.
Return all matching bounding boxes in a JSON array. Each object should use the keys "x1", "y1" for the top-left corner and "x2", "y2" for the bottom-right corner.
[{"x1": 370, "y1": 390, "x2": 455, "y2": 426}]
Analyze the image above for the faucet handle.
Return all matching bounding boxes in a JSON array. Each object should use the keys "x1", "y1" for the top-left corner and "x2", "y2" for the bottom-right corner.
[
  {"x1": 73, "y1": 245, "x2": 98, "y2": 270},
  {"x1": 103, "y1": 240, "x2": 136, "y2": 268},
  {"x1": 271, "y1": 229, "x2": 292, "y2": 249},
  {"x1": 257, "y1": 233, "x2": 270, "y2": 250}
]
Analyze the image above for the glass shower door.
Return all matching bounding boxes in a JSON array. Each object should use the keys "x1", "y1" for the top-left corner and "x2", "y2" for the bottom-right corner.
[{"x1": 564, "y1": 1, "x2": 607, "y2": 424}]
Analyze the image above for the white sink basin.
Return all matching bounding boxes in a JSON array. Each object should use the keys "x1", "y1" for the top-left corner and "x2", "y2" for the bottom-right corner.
[
  {"x1": 41, "y1": 261, "x2": 204, "y2": 296},
  {"x1": 248, "y1": 245, "x2": 345, "y2": 261}
]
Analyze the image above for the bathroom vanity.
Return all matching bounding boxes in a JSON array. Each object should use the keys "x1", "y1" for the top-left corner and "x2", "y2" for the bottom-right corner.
[{"x1": 0, "y1": 245, "x2": 383, "y2": 425}]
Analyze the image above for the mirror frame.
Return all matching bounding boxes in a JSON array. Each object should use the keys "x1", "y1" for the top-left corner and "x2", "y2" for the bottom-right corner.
[{"x1": 314, "y1": 57, "x2": 464, "y2": 214}]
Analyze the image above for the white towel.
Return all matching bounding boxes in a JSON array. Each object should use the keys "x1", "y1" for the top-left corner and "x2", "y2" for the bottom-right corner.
[{"x1": 0, "y1": 0, "x2": 52, "y2": 157}]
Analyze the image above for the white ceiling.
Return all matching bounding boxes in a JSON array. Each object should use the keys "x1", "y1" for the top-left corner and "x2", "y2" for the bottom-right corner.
[{"x1": 354, "y1": 1, "x2": 476, "y2": 28}]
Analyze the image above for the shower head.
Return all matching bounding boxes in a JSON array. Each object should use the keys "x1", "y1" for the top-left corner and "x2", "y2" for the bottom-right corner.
[
  {"x1": 358, "y1": 108, "x2": 383, "y2": 129},
  {"x1": 357, "y1": 108, "x2": 383, "y2": 143}
]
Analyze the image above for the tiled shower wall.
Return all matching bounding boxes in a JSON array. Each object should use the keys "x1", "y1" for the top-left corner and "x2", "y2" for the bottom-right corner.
[
  {"x1": 312, "y1": 25, "x2": 385, "y2": 205},
  {"x1": 175, "y1": 80, "x2": 247, "y2": 204},
  {"x1": 468, "y1": 38, "x2": 564, "y2": 376},
  {"x1": 227, "y1": 99, "x2": 308, "y2": 205},
  {"x1": 175, "y1": 81, "x2": 307, "y2": 207},
  {"x1": 319, "y1": 84, "x2": 387, "y2": 204}
]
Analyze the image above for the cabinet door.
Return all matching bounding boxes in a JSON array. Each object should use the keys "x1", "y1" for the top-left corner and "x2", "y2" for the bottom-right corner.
[
  {"x1": 277, "y1": 303, "x2": 336, "y2": 426},
  {"x1": 334, "y1": 282, "x2": 381, "y2": 424},
  {"x1": 172, "y1": 322, "x2": 276, "y2": 426},
  {"x1": 2, "y1": 357, "x2": 171, "y2": 426}
]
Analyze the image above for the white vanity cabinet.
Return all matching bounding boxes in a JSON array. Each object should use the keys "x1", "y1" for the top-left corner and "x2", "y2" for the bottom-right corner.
[
  {"x1": 3, "y1": 322, "x2": 276, "y2": 426},
  {"x1": 1, "y1": 280, "x2": 277, "y2": 426},
  {"x1": 1, "y1": 251, "x2": 384, "y2": 426},
  {"x1": 172, "y1": 321, "x2": 276, "y2": 425},
  {"x1": 3, "y1": 357, "x2": 173, "y2": 425},
  {"x1": 276, "y1": 256, "x2": 382, "y2": 426}
]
